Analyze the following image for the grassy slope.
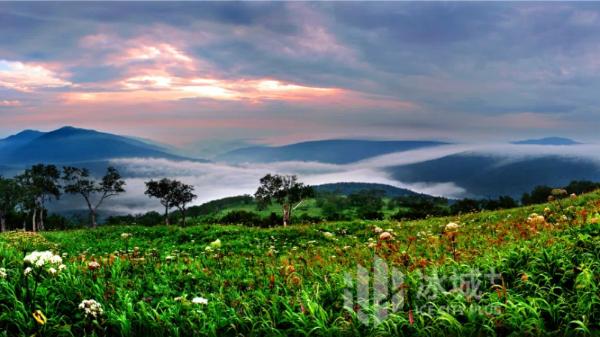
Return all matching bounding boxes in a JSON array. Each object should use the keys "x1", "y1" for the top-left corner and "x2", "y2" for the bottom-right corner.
[
  {"x1": 0, "y1": 192, "x2": 599, "y2": 336},
  {"x1": 190, "y1": 197, "x2": 403, "y2": 221}
]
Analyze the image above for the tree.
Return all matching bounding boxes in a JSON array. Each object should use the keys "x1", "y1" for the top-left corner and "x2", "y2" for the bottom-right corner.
[
  {"x1": 144, "y1": 178, "x2": 180, "y2": 225},
  {"x1": 0, "y1": 177, "x2": 21, "y2": 232},
  {"x1": 254, "y1": 174, "x2": 313, "y2": 226},
  {"x1": 63, "y1": 166, "x2": 125, "y2": 228},
  {"x1": 521, "y1": 185, "x2": 553, "y2": 205},
  {"x1": 15, "y1": 164, "x2": 61, "y2": 231},
  {"x1": 169, "y1": 181, "x2": 196, "y2": 226},
  {"x1": 348, "y1": 190, "x2": 385, "y2": 220}
]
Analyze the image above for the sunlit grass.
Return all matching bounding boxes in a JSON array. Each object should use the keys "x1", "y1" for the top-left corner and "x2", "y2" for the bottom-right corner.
[{"x1": 1, "y1": 192, "x2": 599, "y2": 336}]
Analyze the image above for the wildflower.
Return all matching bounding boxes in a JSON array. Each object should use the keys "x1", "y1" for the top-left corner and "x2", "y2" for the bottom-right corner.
[
  {"x1": 174, "y1": 296, "x2": 184, "y2": 302},
  {"x1": 24, "y1": 251, "x2": 62, "y2": 268},
  {"x1": 0, "y1": 268, "x2": 6, "y2": 279},
  {"x1": 88, "y1": 261, "x2": 101, "y2": 271},
  {"x1": 373, "y1": 226, "x2": 383, "y2": 234},
  {"x1": 544, "y1": 207, "x2": 551, "y2": 214},
  {"x1": 24, "y1": 267, "x2": 33, "y2": 276},
  {"x1": 47, "y1": 267, "x2": 57, "y2": 275},
  {"x1": 444, "y1": 222, "x2": 460, "y2": 233},
  {"x1": 58, "y1": 264, "x2": 67, "y2": 271},
  {"x1": 570, "y1": 193, "x2": 577, "y2": 199},
  {"x1": 121, "y1": 233, "x2": 132, "y2": 239},
  {"x1": 379, "y1": 232, "x2": 393, "y2": 241},
  {"x1": 323, "y1": 232, "x2": 334, "y2": 238},
  {"x1": 527, "y1": 213, "x2": 546, "y2": 227},
  {"x1": 32, "y1": 310, "x2": 47, "y2": 325},
  {"x1": 165, "y1": 255, "x2": 175, "y2": 261},
  {"x1": 192, "y1": 296, "x2": 208, "y2": 305},
  {"x1": 79, "y1": 299, "x2": 104, "y2": 318},
  {"x1": 209, "y1": 239, "x2": 222, "y2": 249},
  {"x1": 367, "y1": 242, "x2": 377, "y2": 248}
]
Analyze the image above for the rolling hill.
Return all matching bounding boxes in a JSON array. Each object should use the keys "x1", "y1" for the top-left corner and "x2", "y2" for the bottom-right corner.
[{"x1": 216, "y1": 139, "x2": 448, "y2": 164}]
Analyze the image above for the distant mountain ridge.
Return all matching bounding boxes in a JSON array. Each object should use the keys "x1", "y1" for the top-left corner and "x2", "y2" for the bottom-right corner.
[
  {"x1": 314, "y1": 182, "x2": 421, "y2": 197},
  {"x1": 0, "y1": 126, "x2": 204, "y2": 166},
  {"x1": 217, "y1": 139, "x2": 448, "y2": 164},
  {"x1": 387, "y1": 153, "x2": 600, "y2": 198},
  {"x1": 512, "y1": 137, "x2": 581, "y2": 145}
]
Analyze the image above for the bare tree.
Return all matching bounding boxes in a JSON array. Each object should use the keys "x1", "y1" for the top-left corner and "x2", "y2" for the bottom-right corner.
[
  {"x1": 63, "y1": 166, "x2": 125, "y2": 228},
  {"x1": 254, "y1": 174, "x2": 313, "y2": 226}
]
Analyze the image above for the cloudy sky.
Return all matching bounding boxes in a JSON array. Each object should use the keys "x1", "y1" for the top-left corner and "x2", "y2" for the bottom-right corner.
[{"x1": 1, "y1": 2, "x2": 600, "y2": 152}]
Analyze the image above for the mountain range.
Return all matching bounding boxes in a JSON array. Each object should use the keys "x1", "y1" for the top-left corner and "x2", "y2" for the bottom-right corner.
[
  {"x1": 0, "y1": 126, "x2": 197, "y2": 167},
  {"x1": 387, "y1": 153, "x2": 600, "y2": 198},
  {"x1": 511, "y1": 137, "x2": 581, "y2": 145},
  {"x1": 216, "y1": 139, "x2": 448, "y2": 164},
  {"x1": 1, "y1": 126, "x2": 597, "y2": 203}
]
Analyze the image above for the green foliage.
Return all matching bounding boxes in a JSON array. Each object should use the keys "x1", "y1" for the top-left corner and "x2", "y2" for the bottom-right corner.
[{"x1": 1, "y1": 190, "x2": 600, "y2": 336}]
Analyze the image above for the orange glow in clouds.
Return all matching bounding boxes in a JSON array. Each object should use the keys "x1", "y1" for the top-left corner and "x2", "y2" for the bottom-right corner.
[{"x1": 62, "y1": 76, "x2": 342, "y2": 104}]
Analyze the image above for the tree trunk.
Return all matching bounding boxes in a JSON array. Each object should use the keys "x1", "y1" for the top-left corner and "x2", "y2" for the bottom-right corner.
[
  {"x1": 91, "y1": 209, "x2": 97, "y2": 229},
  {"x1": 181, "y1": 208, "x2": 186, "y2": 227},
  {"x1": 0, "y1": 213, "x2": 6, "y2": 232},
  {"x1": 39, "y1": 208, "x2": 44, "y2": 231},
  {"x1": 164, "y1": 205, "x2": 170, "y2": 226},
  {"x1": 39, "y1": 198, "x2": 45, "y2": 231},
  {"x1": 32, "y1": 208, "x2": 37, "y2": 232},
  {"x1": 282, "y1": 204, "x2": 290, "y2": 227}
]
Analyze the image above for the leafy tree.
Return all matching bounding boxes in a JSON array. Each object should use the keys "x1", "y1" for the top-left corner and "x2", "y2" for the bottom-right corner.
[
  {"x1": 451, "y1": 198, "x2": 481, "y2": 214},
  {"x1": 391, "y1": 195, "x2": 449, "y2": 220},
  {"x1": 62, "y1": 166, "x2": 125, "y2": 228},
  {"x1": 169, "y1": 181, "x2": 197, "y2": 226},
  {"x1": 318, "y1": 192, "x2": 350, "y2": 221},
  {"x1": 0, "y1": 177, "x2": 21, "y2": 232},
  {"x1": 564, "y1": 180, "x2": 600, "y2": 195},
  {"x1": 521, "y1": 185, "x2": 553, "y2": 205},
  {"x1": 15, "y1": 164, "x2": 61, "y2": 231},
  {"x1": 144, "y1": 178, "x2": 181, "y2": 225},
  {"x1": 348, "y1": 190, "x2": 385, "y2": 220},
  {"x1": 254, "y1": 174, "x2": 313, "y2": 226}
]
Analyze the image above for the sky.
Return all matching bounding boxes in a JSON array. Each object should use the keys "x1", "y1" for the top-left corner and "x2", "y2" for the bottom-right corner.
[{"x1": 1, "y1": 2, "x2": 600, "y2": 155}]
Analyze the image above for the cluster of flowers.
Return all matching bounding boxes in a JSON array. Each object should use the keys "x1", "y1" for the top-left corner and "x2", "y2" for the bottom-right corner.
[
  {"x1": 0, "y1": 268, "x2": 7, "y2": 279},
  {"x1": 374, "y1": 226, "x2": 395, "y2": 241},
  {"x1": 79, "y1": 299, "x2": 104, "y2": 318},
  {"x1": 527, "y1": 213, "x2": 547, "y2": 227},
  {"x1": 174, "y1": 296, "x2": 209, "y2": 305},
  {"x1": 445, "y1": 222, "x2": 460, "y2": 232},
  {"x1": 23, "y1": 251, "x2": 66, "y2": 276},
  {"x1": 205, "y1": 238, "x2": 222, "y2": 252}
]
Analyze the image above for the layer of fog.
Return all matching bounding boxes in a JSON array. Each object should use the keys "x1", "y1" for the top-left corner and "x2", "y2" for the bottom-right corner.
[{"x1": 88, "y1": 143, "x2": 600, "y2": 215}]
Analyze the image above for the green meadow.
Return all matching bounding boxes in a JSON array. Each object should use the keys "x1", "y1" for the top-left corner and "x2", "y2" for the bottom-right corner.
[{"x1": 1, "y1": 192, "x2": 599, "y2": 336}]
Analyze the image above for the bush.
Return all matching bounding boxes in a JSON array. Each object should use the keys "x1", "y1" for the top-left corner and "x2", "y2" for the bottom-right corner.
[{"x1": 220, "y1": 210, "x2": 263, "y2": 227}]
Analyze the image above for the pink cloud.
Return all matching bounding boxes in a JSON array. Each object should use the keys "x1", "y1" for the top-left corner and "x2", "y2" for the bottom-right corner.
[
  {"x1": 0, "y1": 100, "x2": 21, "y2": 107},
  {"x1": 0, "y1": 60, "x2": 72, "y2": 92}
]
